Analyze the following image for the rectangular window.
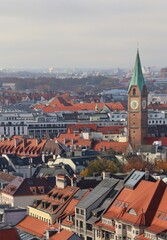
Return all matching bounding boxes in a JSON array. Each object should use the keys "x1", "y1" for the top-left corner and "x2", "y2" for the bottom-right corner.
[
  {"x1": 76, "y1": 208, "x2": 79, "y2": 214},
  {"x1": 81, "y1": 209, "x2": 84, "y2": 215},
  {"x1": 80, "y1": 221, "x2": 83, "y2": 228},
  {"x1": 123, "y1": 224, "x2": 126, "y2": 229},
  {"x1": 0, "y1": 214, "x2": 3, "y2": 222}
]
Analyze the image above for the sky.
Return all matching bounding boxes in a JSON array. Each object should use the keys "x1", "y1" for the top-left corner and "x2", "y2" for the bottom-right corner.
[{"x1": 0, "y1": 0, "x2": 167, "y2": 69}]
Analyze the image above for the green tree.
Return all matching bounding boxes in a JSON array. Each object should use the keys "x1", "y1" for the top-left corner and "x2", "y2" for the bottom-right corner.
[
  {"x1": 80, "y1": 158, "x2": 118, "y2": 177},
  {"x1": 155, "y1": 160, "x2": 167, "y2": 173}
]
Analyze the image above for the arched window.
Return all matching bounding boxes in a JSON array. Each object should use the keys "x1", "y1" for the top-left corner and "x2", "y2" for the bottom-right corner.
[{"x1": 133, "y1": 88, "x2": 136, "y2": 95}]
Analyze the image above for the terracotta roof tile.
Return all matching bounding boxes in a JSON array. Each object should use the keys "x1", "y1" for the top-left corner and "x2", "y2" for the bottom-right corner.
[
  {"x1": 17, "y1": 216, "x2": 48, "y2": 237},
  {"x1": 104, "y1": 180, "x2": 166, "y2": 227},
  {"x1": 36, "y1": 186, "x2": 79, "y2": 215},
  {"x1": 0, "y1": 137, "x2": 46, "y2": 157},
  {"x1": 145, "y1": 188, "x2": 167, "y2": 234},
  {"x1": 33, "y1": 96, "x2": 124, "y2": 113},
  {"x1": 97, "y1": 126, "x2": 125, "y2": 134},
  {"x1": 49, "y1": 229, "x2": 75, "y2": 240},
  {"x1": 136, "y1": 233, "x2": 149, "y2": 240},
  {"x1": 55, "y1": 133, "x2": 91, "y2": 148},
  {"x1": 92, "y1": 141, "x2": 129, "y2": 153}
]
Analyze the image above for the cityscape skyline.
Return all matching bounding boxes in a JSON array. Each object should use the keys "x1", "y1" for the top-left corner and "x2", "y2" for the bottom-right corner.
[{"x1": 0, "y1": 0, "x2": 167, "y2": 69}]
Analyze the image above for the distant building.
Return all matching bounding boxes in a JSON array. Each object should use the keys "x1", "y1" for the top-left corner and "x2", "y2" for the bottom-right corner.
[{"x1": 1, "y1": 83, "x2": 15, "y2": 91}]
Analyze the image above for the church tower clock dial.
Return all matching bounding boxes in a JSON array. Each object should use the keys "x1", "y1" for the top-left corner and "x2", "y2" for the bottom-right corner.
[
  {"x1": 128, "y1": 50, "x2": 148, "y2": 151},
  {"x1": 130, "y1": 99, "x2": 138, "y2": 109}
]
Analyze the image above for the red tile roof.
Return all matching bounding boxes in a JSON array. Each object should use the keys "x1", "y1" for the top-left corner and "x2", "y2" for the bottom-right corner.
[
  {"x1": 0, "y1": 137, "x2": 46, "y2": 157},
  {"x1": 135, "y1": 233, "x2": 149, "y2": 240},
  {"x1": 92, "y1": 141, "x2": 129, "y2": 153},
  {"x1": 17, "y1": 216, "x2": 48, "y2": 237},
  {"x1": 97, "y1": 126, "x2": 125, "y2": 134},
  {"x1": 61, "y1": 189, "x2": 91, "y2": 225},
  {"x1": 33, "y1": 96, "x2": 125, "y2": 113},
  {"x1": 145, "y1": 187, "x2": 167, "y2": 234},
  {"x1": 0, "y1": 228, "x2": 20, "y2": 240},
  {"x1": 49, "y1": 229, "x2": 75, "y2": 240},
  {"x1": 35, "y1": 186, "x2": 79, "y2": 215},
  {"x1": 55, "y1": 133, "x2": 92, "y2": 148},
  {"x1": 103, "y1": 180, "x2": 166, "y2": 227}
]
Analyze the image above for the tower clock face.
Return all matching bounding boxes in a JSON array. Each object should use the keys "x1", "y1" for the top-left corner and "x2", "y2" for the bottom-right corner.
[
  {"x1": 142, "y1": 100, "x2": 146, "y2": 109},
  {"x1": 130, "y1": 99, "x2": 138, "y2": 109}
]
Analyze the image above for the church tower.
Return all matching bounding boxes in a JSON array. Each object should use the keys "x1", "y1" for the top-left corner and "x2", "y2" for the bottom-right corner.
[{"x1": 128, "y1": 50, "x2": 148, "y2": 151}]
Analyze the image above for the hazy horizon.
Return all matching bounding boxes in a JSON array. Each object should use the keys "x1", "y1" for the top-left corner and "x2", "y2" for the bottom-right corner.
[{"x1": 0, "y1": 0, "x2": 167, "y2": 69}]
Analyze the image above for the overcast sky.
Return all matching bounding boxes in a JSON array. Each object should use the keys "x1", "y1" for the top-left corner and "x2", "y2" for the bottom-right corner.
[{"x1": 0, "y1": 0, "x2": 167, "y2": 69}]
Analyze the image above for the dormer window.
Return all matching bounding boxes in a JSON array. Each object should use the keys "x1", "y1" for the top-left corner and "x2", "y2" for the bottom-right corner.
[
  {"x1": 52, "y1": 204, "x2": 59, "y2": 211},
  {"x1": 38, "y1": 187, "x2": 44, "y2": 193},
  {"x1": 57, "y1": 194, "x2": 63, "y2": 200},
  {"x1": 53, "y1": 193, "x2": 58, "y2": 199},
  {"x1": 48, "y1": 192, "x2": 52, "y2": 197},
  {"x1": 128, "y1": 208, "x2": 137, "y2": 215},
  {"x1": 40, "y1": 188, "x2": 44, "y2": 193},
  {"x1": 63, "y1": 196, "x2": 69, "y2": 202},
  {"x1": 30, "y1": 187, "x2": 36, "y2": 194}
]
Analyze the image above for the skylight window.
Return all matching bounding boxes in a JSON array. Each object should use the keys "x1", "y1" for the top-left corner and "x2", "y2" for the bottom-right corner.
[
  {"x1": 117, "y1": 201, "x2": 122, "y2": 207},
  {"x1": 159, "y1": 213, "x2": 166, "y2": 220},
  {"x1": 113, "y1": 200, "x2": 118, "y2": 206}
]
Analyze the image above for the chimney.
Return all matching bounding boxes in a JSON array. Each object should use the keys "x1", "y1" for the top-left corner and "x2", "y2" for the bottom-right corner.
[{"x1": 56, "y1": 175, "x2": 67, "y2": 189}]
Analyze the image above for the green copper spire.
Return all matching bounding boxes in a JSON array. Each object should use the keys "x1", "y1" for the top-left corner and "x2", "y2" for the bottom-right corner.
[{"x1": 128, "y1": 50, "x2": 146, "y2": 92}]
